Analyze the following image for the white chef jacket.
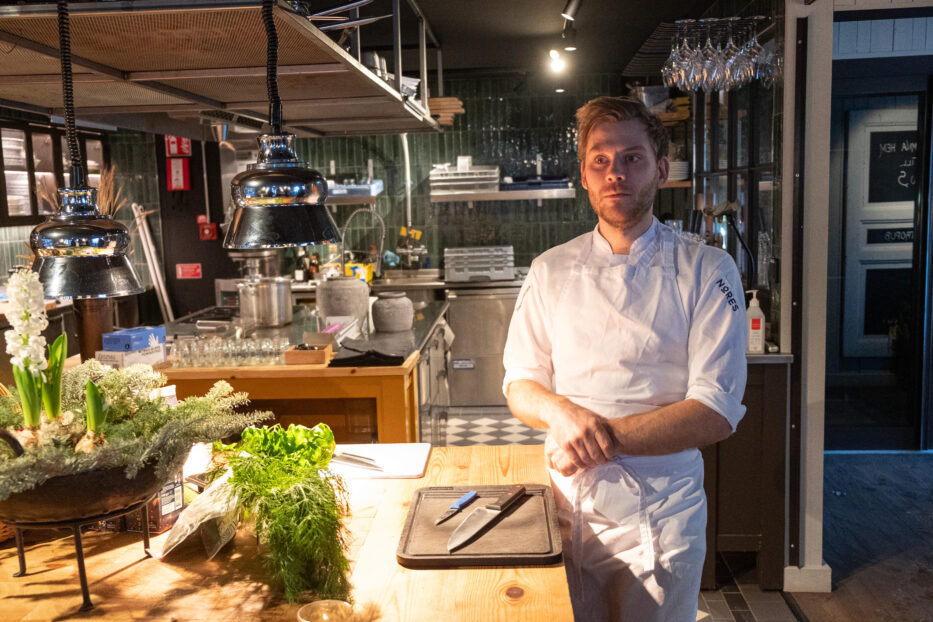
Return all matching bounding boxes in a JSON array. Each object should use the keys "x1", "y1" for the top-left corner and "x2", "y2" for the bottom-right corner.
[
  {"x1": 502, "y1": 218, "x2": 747, "y2": 429},
  {"x1": 502, "y1": 218, "x2": 747, "y2": 622}
]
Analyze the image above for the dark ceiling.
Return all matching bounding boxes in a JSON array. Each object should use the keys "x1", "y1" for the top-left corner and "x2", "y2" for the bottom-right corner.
[{"x1": 358, "y1": 0, "x2": 717, "y2": 74}]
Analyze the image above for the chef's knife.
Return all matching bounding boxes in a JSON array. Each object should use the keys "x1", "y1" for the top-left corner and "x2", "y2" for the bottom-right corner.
[
  {"x1": 331, "y1": 452, "x2": 383, "y2": 471},
  {"x1": 434, "y1": 490, "x2": 478, "y2": 525},
  {"x1": 446, "y1": 484, "x2": 526, "y2": 552}
]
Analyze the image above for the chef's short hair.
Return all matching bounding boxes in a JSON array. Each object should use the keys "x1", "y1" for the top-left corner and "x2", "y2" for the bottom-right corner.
[{"x1": 575, "y1": 96, "x2": 669, "y2": 162}]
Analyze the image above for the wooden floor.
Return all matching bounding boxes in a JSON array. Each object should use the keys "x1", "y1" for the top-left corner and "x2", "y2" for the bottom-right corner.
[{"x1": 789, "y1": 452, "x2": 933, "y2": 622}]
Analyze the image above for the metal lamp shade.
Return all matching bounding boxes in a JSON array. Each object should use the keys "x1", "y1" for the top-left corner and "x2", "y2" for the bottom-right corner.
[
  {"x1": 223, "y1": 133, "x2": 340, "y2": 249},
  {"x1": 30, "y1": 187, "x2": 144, "y2": 299}
]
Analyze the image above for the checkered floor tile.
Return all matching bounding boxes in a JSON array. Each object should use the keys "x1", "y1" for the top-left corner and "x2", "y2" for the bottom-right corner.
[{"x1": 424, "y1": 407, "x2": 546, "y2": 446}]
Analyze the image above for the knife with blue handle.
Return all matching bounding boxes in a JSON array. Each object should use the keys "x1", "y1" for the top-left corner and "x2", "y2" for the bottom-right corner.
[
  {"x1": 447, "y1": 484, "x2": 526, "y2": 551},
  {"x1": 434, "y1": 490, "x2": 479, "y2": 525}
]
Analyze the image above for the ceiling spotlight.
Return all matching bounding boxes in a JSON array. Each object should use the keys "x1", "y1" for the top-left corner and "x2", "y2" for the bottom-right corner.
[
  {"x1": 555, "y1": 88, "x2": 566, "y2": 93},
  {"x1": 561, "y1": 0, "x2": 581, "y2": 21},
  {"x1": 550, "y1": 54, "x2": 566, "y2": 73},
  {"x1": 562, "y1": 21, "x2": 577, "y2": 51}
]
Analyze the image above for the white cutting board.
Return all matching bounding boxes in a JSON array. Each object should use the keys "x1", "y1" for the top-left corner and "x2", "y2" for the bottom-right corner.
[{"x1": 331, "y1": 443, "x2": 432, "y2": 478}]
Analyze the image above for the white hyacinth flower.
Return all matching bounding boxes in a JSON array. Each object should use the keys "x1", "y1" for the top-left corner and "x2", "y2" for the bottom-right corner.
[{"x1": 4, "y1": 269, "x2": 49, "y2": 377}]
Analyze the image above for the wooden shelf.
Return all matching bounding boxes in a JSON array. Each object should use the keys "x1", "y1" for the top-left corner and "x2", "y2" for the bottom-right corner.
[
  {"x1": 430, "y1": 188, "x2": 575, "y2": 203},
  {"x1": 659, "y1": 110, "x2": 690, "y2": 125},
  {"x1": 661, "y1": 180, "x2": 691, "y2": 189}
]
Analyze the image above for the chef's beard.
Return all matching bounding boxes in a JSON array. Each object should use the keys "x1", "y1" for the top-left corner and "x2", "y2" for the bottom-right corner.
[{"x1": 592, "y1": 173, "x2": 659, "y2": 231}]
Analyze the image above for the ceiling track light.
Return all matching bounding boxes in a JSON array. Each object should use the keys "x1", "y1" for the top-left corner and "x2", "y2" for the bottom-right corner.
[
  {"x1": 561, "y1": 0, "x2": 581, "y2": 21},
  {"x1": 562, "y1": 20, "x2": 577, "y2": 51}
]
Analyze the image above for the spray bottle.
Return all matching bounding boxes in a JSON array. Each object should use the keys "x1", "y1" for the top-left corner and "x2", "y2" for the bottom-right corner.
[{"x1": 746, "y1": 290, "x2": 766, "y2": 354}]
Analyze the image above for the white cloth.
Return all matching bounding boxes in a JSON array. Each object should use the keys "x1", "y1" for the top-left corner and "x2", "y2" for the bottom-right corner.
[{"x1": 502, "y1": 219, "x2": 747, "y2": 622}]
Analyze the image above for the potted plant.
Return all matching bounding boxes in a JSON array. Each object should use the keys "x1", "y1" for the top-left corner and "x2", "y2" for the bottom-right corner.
[{"x1": 0, "y1": 268, "x2": 273, "y2": 523}]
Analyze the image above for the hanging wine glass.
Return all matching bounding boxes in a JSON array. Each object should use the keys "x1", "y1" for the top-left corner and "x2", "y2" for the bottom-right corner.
[
  {"x1": 662, "y1": 23, "x2": 682, "y2": 88},
  {"x1": 722, "y1": 17, "x2": 742, "y2": 91}
]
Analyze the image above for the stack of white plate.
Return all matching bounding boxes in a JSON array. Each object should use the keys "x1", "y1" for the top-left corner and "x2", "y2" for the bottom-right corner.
[{"x1": 668, "y1": 161, "x2": 689, "y2": 181}]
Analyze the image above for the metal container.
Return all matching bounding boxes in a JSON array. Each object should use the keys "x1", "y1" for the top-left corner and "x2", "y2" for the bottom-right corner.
[{"x1": 237, "y1": 277, "x2": 293, "y2": 327}]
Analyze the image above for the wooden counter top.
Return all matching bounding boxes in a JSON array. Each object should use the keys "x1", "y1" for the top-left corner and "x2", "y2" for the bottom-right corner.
[
  {"x1": 162, "y1": 350, "x2": 419, "y2": 380},
  {"x1": 0, "y1": 445, "x2": 571, "y2": 621}
]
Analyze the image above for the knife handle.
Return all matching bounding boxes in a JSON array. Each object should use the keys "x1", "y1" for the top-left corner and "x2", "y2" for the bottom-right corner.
[
  {"x1": 451, "y1": 490, "x2": 478, "y2": 510},
  {"x1": 487, "y1": 484, "x2": 526, "y2": 511}
]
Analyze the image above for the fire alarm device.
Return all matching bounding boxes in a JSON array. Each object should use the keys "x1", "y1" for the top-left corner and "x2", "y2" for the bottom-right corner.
[{"x1": 199, "y1": 222, "x2": 217, "y2": 241}]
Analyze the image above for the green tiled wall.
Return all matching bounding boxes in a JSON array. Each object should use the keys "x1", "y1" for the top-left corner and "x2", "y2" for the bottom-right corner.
[
  {"x1": 297, "y1": 73, "x2": 635, "y2": 268},
  {"x1": 108, "y1": 130, "x2": 162, "y2": 290}
]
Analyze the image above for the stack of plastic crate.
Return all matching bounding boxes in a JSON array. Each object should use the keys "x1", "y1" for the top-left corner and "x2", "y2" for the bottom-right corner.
[
  {"x1": 444, "y1": 246, "x2": 514, "y2": 282},
  {"x1": 429, "y1": 163, "x2": 499, "y2": 195}
]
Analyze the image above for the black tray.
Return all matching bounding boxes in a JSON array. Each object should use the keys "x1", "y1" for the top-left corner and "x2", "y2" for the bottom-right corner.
[{"x1": 396, "y1": 484, "x2": 562, "y2": 569}]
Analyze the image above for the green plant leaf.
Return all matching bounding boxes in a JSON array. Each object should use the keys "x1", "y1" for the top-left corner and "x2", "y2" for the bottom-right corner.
[
  {"x1": 12, "y1": 365, "x2": 41, "y2": 427},
  {"x1": 41, "y1": 334, "x2": 67, "y2": 419},
  {"x1": 85, "y1": 380, "x2": 106, "y2": 432}
]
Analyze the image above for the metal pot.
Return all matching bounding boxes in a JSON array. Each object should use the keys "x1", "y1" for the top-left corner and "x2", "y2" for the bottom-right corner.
[{"x1": 237, "y1": 277, "x2": 293, "y2": 327}]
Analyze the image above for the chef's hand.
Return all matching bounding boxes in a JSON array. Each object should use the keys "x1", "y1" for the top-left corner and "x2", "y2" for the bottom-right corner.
[
  {"x1": 545, "y1": 434, "x2": 579, "y2": 476},
  {"x1": 543, "y1": 398, "x2": 615, "y2": 470}
]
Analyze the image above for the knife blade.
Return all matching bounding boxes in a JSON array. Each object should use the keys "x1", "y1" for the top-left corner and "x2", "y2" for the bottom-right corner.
[
  {"x1": 331, "y1": 453, "x2": 383, "y2": 471},
  {"x1": 434, "y1": 490, "x2": 478, "y2": 525},
  {"x1": 446, "y1": 484, "x2": 526, "y2": 552}
]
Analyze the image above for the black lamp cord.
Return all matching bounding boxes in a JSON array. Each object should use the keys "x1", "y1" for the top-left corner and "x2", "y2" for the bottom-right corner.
[
  {"x1": 263, "y1": 0, "x2": 283, "y2": 133},
  {"x1": 725, "y1": 212, "x2": 757, "y2": 283},
  {"x1": 57, "y1": 0, "x2": 85, "y2": 188}
]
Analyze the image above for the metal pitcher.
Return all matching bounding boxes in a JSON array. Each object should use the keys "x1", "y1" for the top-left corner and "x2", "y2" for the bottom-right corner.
[{"x1": 237, "y1": 277, "x2": 293, "y2": 327}]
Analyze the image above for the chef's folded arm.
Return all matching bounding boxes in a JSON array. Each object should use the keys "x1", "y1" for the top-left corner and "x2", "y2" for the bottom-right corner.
[{"x1": 683, "y1": 255, "x2": 748, "y2": 433}]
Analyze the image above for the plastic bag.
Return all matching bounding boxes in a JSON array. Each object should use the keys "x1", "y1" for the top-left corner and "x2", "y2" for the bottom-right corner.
[{"x1": 151, "y1": 468, "x2": 238, "y2": 560}]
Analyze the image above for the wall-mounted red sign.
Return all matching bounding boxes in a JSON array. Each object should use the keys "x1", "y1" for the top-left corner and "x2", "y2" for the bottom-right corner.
[
  {"x1": 166, "y1": 158, "x2": 189, "y2": 191},
  {"x1": 165, "y1": 135, "x2": 192, "y2": 157},
  {"x1": 175, "y1": 263, "x2": 202, "y2": 279}
]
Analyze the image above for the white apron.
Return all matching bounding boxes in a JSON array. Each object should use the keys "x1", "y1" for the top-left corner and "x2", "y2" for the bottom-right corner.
[{"x1": 549, "y1": 225, "x2": 707, "y2": 622}]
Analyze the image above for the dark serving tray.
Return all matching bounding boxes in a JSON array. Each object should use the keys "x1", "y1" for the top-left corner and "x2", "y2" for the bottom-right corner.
[{"x1": 396, "y1": 484, "x2": 562, "y2": 569}]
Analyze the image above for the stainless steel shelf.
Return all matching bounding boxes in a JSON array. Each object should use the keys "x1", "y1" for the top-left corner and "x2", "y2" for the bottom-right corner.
[
  {"x1": 430, "y1": 188, "x2": 576, "y2": 203},
  {"x1": 0, "y1": 0, "x2": 440, "y2": 138}
]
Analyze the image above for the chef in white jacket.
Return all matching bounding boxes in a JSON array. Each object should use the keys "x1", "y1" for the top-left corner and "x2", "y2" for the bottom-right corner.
[{"x1": 503, "y1": 96, "x2": 747, "y2": 622}]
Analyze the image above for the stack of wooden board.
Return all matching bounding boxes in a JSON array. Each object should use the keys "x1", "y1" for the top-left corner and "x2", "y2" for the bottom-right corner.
[{"x1": 428, "y1": 97, "x2": 465, "y2": 126}]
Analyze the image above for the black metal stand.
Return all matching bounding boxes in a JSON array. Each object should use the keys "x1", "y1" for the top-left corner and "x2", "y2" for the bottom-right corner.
[{"x1": 9, "y1": 495, "x2": 155, "y2": 612}]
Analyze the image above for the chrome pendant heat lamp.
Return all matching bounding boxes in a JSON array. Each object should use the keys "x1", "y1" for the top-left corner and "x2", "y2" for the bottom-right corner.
[
  {"x1": 223, "y1": 0, "x2": 340, "y2": 249},
  {"x1": 30, "y1": 0, "x2": 143, "y2": 299}
]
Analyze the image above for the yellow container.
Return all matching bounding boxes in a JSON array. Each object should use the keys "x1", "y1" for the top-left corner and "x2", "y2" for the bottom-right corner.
[{"x1": 344, "y1": 262, "x2": 374, "y2": 283}]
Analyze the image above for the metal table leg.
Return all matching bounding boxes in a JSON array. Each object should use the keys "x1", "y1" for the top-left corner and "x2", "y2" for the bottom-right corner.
[
  {"x1": 72, "y1": 526, "x2": 94, "y2": 612},
  {"x1": 13, "y1": 527, "x2": 26, "y2": 577}
]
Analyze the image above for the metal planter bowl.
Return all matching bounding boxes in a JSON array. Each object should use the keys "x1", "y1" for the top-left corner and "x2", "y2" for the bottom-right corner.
[{"x1": 0, "y1": 463, "x2": 161, "y2": 525}]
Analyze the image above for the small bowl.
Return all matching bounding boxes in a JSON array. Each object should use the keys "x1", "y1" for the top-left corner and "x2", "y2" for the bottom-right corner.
[{"x1": 297, "y1": 600, "x2": 353, "y2": 622}]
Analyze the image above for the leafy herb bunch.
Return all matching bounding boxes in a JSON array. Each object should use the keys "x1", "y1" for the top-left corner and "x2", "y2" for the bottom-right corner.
[{"x1": 220, "y1": 423, "x2": 351, "y2": 603}]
